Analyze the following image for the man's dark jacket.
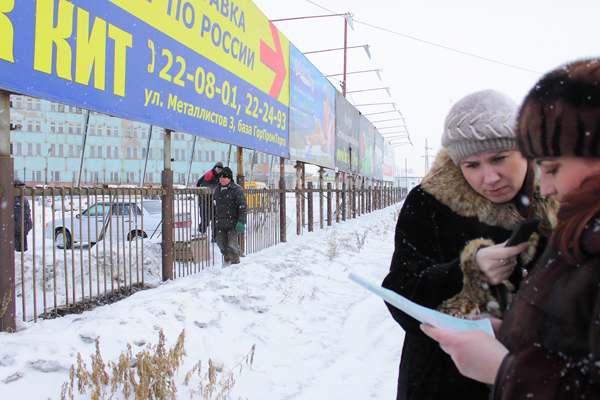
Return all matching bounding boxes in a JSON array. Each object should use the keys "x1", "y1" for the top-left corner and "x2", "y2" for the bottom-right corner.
[
  {"x1": 196, "y1": 168, "x2": 220, "y2": 189},
  {"x1": 214, "y1": 181, "x2": 247, "y2": 230}
]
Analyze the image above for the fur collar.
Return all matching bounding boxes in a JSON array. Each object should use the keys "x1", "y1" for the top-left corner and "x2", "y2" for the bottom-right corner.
[{"x1": 421, "y1": 149, "x2": 558, "y2": 232}]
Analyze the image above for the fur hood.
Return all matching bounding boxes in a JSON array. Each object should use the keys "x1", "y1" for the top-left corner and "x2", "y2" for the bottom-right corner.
[
  {"x1": 423, "y1": 149, "x2": 559, "y2": 319},
  {"x1": 422, "y1": 149, "x2": 558, "y2": 232}
]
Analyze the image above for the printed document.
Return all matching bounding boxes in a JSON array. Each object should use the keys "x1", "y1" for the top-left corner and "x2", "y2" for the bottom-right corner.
[{"x1": 349, "y1": 273, "x2": 494, "y2": 337}]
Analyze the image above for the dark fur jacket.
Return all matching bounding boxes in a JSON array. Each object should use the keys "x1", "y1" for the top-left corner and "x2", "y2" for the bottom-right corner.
[
  {"x1": 382, "y1": 149, "x2": 558, "y2": 400},
  {"x1": 493, "y1": 214, "x2": 600, "y2": 399}
]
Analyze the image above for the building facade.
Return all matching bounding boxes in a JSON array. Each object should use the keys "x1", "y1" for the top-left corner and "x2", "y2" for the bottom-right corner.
[{"x1": 9, "y1": 95, "x2": 294, "y2": 187}]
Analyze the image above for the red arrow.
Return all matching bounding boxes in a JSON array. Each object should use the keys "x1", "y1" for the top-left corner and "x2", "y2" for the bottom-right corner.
[{"x1": 260, "y1": 21, "x2": 286, "y2": 100}]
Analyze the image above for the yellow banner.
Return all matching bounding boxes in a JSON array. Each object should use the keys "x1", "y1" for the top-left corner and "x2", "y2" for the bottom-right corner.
[{"x1": 109, "y1": 0, "x2": 289, "y2": 105}]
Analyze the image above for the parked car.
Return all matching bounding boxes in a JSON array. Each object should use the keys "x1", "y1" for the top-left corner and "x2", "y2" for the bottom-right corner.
[
  {"x1": 45, "y1": 199, "x2": 192, "y2": 249},
  {"x1": 46, "y1": 195, "x2": 90, "y2": 212}
]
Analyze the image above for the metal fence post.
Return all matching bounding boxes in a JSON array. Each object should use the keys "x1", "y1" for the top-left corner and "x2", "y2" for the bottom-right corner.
[
  {"x1": 279, "y1": 157, "x2": 286, "y2": 243},
  {"x1": 326, "y1": 182, "x2": 332, "y2": 226},
  {"x1": 0, "y1": 92, "x2": 15, "y2": 332},
  {"x1": 162, "y1": 130, "x2": 174, "y2": 281},
  {"x1": 307, "y1": 182, "x2": 313, "y2": 232}
]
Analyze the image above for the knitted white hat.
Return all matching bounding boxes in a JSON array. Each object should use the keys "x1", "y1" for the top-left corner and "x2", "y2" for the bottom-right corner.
[{"x1": 442, "y1": 89, "x2": 518, "y2": 164}]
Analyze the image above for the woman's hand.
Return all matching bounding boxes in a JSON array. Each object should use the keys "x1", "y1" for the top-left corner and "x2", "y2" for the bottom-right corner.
[
  {"x1": 476, "y1": 241, "x2": 529, "y2": 284},
  {"x1": 420, "y1": 324, "x2": 508, "y2": 385}
]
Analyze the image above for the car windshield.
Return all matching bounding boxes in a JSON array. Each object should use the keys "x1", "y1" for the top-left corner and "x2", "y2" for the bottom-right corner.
[
  {"x1": 142, "y1": 201, "x2": 161, "y2": 214},
  {"x1": 81, "y1": 203, "x2": 107, "y2": 217},
  {"x1": 112, "y1": 203, "x2": 141, "y2": 216}
]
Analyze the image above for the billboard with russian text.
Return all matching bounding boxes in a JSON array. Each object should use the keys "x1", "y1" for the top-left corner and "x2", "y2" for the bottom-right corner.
[
  {"x1": 0, "y1": 0, "x2": 290, "y2": 157},
  {"x1": 383, "y1": 141, "x2": 394, "y2": 181},
  {"x1": 334, "y1": 91, "x2": 360, "y2": 174},
  {"x1": 288, "y1": 44, "x2": 336, "y2": 168},
  {"x1": 358, "y1": 115, "x2": 375, "y2": 178}
]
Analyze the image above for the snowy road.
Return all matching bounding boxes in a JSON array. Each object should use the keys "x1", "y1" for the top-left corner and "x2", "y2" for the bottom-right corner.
[{"x1": 1, "y1": 204, "x2": 405, "y2": 399}]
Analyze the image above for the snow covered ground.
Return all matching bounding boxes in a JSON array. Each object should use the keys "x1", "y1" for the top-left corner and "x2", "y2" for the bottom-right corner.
[{"x1": 1, "y1": 201, "x2": 405, "y2": 399}]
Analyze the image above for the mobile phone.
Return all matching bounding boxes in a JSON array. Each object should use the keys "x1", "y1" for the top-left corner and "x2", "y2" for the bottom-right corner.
[{"x1": 505, "y1": 218, "x2": 541, "y2": 247}]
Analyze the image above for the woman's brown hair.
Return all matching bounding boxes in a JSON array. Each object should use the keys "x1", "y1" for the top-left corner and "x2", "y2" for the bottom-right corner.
[{"x1": 553, "y1": 173, "x2": 600, "y2": 264}]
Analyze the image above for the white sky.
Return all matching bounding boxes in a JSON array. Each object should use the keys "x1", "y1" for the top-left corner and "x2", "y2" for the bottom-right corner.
[
  {"x1": 2, "y1": 198, "x2": 404, "y2": 399},
  {"x1": 252, "y1": 0, "x2": 600, "y2": 176}
]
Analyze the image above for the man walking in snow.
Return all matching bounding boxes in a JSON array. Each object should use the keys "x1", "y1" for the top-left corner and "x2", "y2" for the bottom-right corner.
[
  {"x1": 214, "y1": 167, "x2": 247, "y2": 265},
  {"x1": 196, "y1": 161, "x2": 223, "y2": 240}
]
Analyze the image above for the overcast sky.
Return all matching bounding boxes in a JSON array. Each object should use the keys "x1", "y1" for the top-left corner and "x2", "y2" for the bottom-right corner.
[{"x1": 252, "y1": 0, "x2": 600, "y2": 176}]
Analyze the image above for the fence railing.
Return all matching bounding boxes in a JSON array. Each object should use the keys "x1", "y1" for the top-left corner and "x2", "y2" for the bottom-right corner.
[{"x1": 11, "y1": 184, "x2": 404, "y2": 323}]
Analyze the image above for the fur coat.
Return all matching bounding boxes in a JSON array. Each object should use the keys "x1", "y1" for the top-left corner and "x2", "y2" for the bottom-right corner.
[
  {"x1": 493, "y1": 214, "x2": 600, "y2": 399},
  {"x1": 382, "y1": 149, "x2": 558, "y2": 400}
]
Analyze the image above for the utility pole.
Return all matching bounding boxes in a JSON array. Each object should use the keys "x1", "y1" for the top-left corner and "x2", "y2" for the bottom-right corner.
[{"x1": 423, "y1": 139, "x2": 434, "y2": 176}]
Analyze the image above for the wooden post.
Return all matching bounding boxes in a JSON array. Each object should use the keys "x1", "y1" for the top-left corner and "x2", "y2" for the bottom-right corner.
[
  {"x1": 162, "y1": 129, "x2": 174, "y2": 281},
  {"x1": 294, "y1": 161, "x2": 302, "y2": 235},
  {"x1": 326, "y1": 182, "x2": 332, "y2": 226},
  {"x1": 318, "y1": 167, "x2": 325, "y2": 229},
  {"x1": 0, "y1": 92, "x2": 15, "y2": 332},
  {"x1": 236, "y1": 147, "x2": 245, "y2": 256},
  {"x1": 307, "y1": 182, "x2": 313, "y2": 232},
  {"x1": 279, "y1": 157, "x2": 286, "y2": 243}
]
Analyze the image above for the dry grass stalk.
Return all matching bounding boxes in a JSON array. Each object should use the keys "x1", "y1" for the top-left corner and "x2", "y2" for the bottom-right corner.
[
  {"x1": 60, "y1": 329, "x2": 186, "y2": 400},
  {"x1": 185, "y1": 344, "x2": 255, "y2": 400}
]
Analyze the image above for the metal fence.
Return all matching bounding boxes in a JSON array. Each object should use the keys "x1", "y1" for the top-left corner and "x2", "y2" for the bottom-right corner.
[{"x1": 11, "y1": 183, "x2": 402, "y2": 323}]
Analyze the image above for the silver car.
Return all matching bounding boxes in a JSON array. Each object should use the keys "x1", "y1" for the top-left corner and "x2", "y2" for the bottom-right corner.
[{"x1": 45, "y1": 200, "x2": 191, "y2": 249}]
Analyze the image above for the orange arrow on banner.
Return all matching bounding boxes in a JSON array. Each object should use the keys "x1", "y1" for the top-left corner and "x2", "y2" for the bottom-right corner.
[{"x1": 260, "y1": 21, "x2": 286, "y2": 100}]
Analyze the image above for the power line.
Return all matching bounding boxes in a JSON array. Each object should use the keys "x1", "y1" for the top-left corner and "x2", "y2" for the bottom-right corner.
[{"x1": 304, "y1": 0, "x2": 542, "y2": 75}]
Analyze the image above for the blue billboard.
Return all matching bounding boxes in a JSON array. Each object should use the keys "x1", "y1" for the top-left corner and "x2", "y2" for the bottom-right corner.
[{"x1": 0, "y1": 0, "x2": 290, "y2": 157}]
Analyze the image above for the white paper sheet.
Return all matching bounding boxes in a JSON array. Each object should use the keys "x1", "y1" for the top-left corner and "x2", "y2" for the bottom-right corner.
[{"x1": 349, "y1": 273, "x2": 495, "y2": 337}]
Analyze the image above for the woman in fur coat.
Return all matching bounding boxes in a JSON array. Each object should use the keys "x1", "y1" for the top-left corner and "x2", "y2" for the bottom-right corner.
[
  {"x1": 382, "y1": 89, "x2": 558, "y2": 400},
  {"x1": 422, "y1": 59, "x2": 600, "y2": 399}
]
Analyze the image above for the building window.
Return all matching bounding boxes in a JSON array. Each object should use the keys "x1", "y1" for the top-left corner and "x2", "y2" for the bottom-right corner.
[
  {"x1": 76, "y1": 123, "x2": 82, "y2": 134},
  {"x1": 88, "y1": 125, "x2": 95, "y2": 135},
  {"x1": 132, "y1": 127, "x2": 138, "y2": 137},
  {"x1": 58, "y1": 144, "x2": 64, "y2": 156},
  {"x1": 16, "y1": 142, "x2": 22, "y2": 155},
  {"x1": 50, "y1": 122, "x2": 56, "y2": 133},
  {"x1": 125, "y1": 126, "x2": 131, "y2": 137},
  {"x1": 95, "y1": 125, "x2": 102, "y2": 135},
  {"x1": 27, "y1": 143, "x2": 33, "y2": 155},
  {"x1": 35, "y1": 121, "x2": 41, "y2": 132},
  {"x1": 26, "y1": 97, "x2": 33, "y2": 109},
  {"x1": 133, "y1": 148, "x2": 138, "y2": 159},
  {"x1": 89, "y1": 145, "x2": 95, "y2": 158},
  {"x1": 50, "y1": 144, "x2": 55, "y2": 155},
  {"x1": 57, "y1": 122, "x2": 64, "y2": 133},
  {"x1": 32, "y1": 170, "x2": 42, "y2": 182},
  {"x1": 77, "y1": 145, "x2": 82, "y2": 157},
  {"x1": 50, "y1": 102, "x2": 57, "y2": 111},
  {"x1": 113, "y1": 126, "x2": 119, "y2": 136},
  {"x1": 210, "y1": 151, "x2": 215, "y2": 162},
  {"x1": 145, "y1": 172, "x2": 153, "y2": 183},
  {"x1": 51, "y1": 171, "x2": 60, "y2": 182},
  {"x1": 126, "y1": 147, "x2": 131, "y2": 159},
  {"x1": 141, "y1": 127, "x2": 147, "y2": 138},
  {"x1": 68, "y1": 144, "x2": 74, "y2": 157},
  {"x1": 35, "y1": 99, "x2": 42, "y2": 110},
  {"x1": 26, "y1": 120, "x2": 33, "y2": 131},
  {"x1": 14, "y1": 96, "x2": 22, "y2": 108},
  {"x1": 67, "y1": 123, "x2": 74, "y2": 134}
]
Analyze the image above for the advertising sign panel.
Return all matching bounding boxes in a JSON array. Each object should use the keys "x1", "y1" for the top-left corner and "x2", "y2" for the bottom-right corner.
[
  {"x1": 358, "y1": 115, "x2": 375, "y2": 177},
  {"x1": 373, "y1": 130, "x2": 384, "y2": 180},
  {"x1": 288, "y1": 44, "x2": 336, "y2": 168},
  {"x1": 0, "y1": 0, "x2": 290, "y2": 156},
  {"x1": 382, "y1": 141, "x2": 394, "y2": 181},
  {"x1": 334, "y1": 91, "x2": 359, "y2": 174}
]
